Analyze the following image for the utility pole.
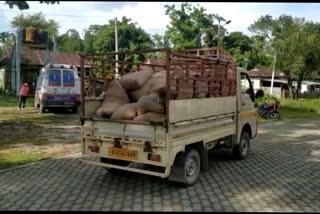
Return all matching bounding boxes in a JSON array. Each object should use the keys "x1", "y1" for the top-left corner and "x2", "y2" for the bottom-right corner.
[
  {"x1": 270, "y1": 53, "x2": 277, "y2": 95},
  {"x1": 217, "y1": 19, "x2": 221, "y2": 48},
  {"x1": 15, "y1": 29, "x2": 21, "y2": 96},
  {"x1": 115, "y1": 17, "x2": 119, "y2": 79},
  {"x1": 53, "y1": 35, "x2": 56, "y2": 64}
]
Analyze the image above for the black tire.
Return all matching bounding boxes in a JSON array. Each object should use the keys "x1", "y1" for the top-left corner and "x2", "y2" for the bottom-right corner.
[
  {"x1": 174, "y1": 149, "x2": 201, "y2": 186},
  {"x1": 39, "y1": 103, "x2": 45, "y2": 113},
  {"x1": 233, "y1": 132, "x2": 250, "y2": 160},
  {"x1": 100, "y1": 157, "x2": 130, "y2": 174},
  {"x1": 268, "y1": 112, "x2": 278, "y2": 120}
]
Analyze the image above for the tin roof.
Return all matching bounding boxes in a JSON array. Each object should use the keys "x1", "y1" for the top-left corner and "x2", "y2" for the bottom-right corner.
[
  {"x1": 248, "y1": 67, "x2": 283, "y2": 78},
  {"x1": 0, "y1": 48, "x2": 87, "y2": 67}
]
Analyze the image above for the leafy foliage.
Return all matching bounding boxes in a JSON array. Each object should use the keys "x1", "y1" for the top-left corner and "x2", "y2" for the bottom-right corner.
[
  {"x1": 164, "y1": 3, "x2": 217, "y2": 50},
  {"x1": 0, "y1": 32, "x2": 14, "y2": 58},
  {"x1": 5, "y1": 1, "x2": 59, "y2": 10},
  {"x1": 57, "y1": 29, "x2": 83, "y2": 53},
  {"x1": 11, "y1": 12, "x2": 59, "y2": 39}
]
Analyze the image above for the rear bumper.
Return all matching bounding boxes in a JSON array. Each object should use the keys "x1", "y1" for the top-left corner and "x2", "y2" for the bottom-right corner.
[
  {"x1": 80, "y1": 157, "x2": 170, "y2": 178},
  {"x1": 42, "y1": 100, "x2": 80, "y2": 107}
]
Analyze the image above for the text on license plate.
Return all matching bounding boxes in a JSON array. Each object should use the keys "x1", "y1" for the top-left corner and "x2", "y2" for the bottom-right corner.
[{"x1": 108, "y1": 148, "x2": 138, "y2": 160}]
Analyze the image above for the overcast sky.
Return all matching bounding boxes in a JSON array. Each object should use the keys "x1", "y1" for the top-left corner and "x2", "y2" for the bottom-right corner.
[{"x1": 0, "y1": 2, "x2": 320, "y2": 39}]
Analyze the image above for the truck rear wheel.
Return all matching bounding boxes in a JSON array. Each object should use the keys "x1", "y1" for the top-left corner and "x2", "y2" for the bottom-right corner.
[
  {"x1": 233, "y1": 131, "x2": 250, "y2": 160},
  {"x1": 170, "y1": 149, "x2": 201, "y2": 186}
]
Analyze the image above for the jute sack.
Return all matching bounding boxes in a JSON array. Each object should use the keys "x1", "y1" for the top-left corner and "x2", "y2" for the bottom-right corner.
[
  {"x1": 150, "y1": 76, "x2": 166, "y2": 95},
  {"x1": 96, "y1": 106, "x2": 103, "y2": 117},
  {"x1": 119, "y1": 68, "x2": 153, "y2": 91},
  {"x1": 98, "y1": 80, "x2": 130, "y2": 117},
  {"x1": 111, "y1": 103, "x2": 138, "y2": 120},
  {"x1": 133, "y1": 112, "x2": 165, "y2": 123},
  {"x1": 129, "y1": 78, "x2": 153, "y2": 101},
  {"x1": 137, "y1": 93, "x2": 164, "y2": 115}
]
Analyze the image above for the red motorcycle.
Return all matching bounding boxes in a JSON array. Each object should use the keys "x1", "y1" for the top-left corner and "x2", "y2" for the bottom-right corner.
[{"x1": 258, "y1": 100, "x2": 280, "y2": 119}]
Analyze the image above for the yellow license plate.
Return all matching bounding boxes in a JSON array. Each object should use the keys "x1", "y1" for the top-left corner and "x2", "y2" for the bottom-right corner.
[
  {"x1": 108, "y1": 147, "x2": 138, "y2": 160},
  {"x1": 64, "y1": 102, "x2": 74, "y2": 105}
]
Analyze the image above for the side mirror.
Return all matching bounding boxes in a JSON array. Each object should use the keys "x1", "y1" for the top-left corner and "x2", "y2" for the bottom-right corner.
[{"x1": 255, "y1": 89, "x2": 264, "y2": 99}]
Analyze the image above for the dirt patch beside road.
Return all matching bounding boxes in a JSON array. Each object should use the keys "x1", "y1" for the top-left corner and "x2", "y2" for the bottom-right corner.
[{"x1": 0, "y1": 107, "x2": 81, "y2": 169}]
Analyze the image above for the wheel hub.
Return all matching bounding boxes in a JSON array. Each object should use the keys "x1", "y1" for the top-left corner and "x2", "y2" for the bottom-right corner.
[
  {"x1": 186, "y1": 158, "x2": 197, "y2": 177},
  {"x1": 241, "y1": 139, "x2": 248, "y2": 155}
]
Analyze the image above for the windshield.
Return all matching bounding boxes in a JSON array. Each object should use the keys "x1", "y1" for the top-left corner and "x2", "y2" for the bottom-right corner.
[
  {"x1": 48, "y1": 69, "x2": 61, "y2": 86},
  {"x1": 63, "y1": 69, "x2": 75, "y2": 87}
]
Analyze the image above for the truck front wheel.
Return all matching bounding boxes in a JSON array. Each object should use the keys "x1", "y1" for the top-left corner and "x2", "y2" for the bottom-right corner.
[{"x1": 233, "y1": 132, "x2": 250, "y2": 160}]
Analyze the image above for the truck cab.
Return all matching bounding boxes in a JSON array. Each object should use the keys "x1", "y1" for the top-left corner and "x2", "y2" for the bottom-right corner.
[{"x1": 35, "y1": 64, "x2": 81, "y2": 113}]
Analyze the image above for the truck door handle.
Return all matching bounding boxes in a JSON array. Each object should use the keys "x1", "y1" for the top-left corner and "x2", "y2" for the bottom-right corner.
[{"x1": 241, "y1": 102, "x2": 245, "y2": 106}]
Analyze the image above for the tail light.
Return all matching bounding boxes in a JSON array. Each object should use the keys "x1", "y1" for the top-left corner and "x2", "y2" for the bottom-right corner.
[
  {"x1": 88, "y1": 145, "x2": 100, "y2": 153},
  {"x1": 148, "y1": 153, "x2": 161, "y2": 162},
  {"x1": 76, "y1": 94, "x2": 81, "y2": 101}
]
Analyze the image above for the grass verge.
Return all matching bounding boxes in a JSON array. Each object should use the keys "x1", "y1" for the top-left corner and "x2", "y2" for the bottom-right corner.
[
  {"x1": 258, "y1": 97, "x2": 319, "y2": 122},
  {"x1": 0, "y1": 95, "x2": 35, "y2": 107},
  {"x1": 0, "y1": 101, "x2": 80, "y2": 169}
]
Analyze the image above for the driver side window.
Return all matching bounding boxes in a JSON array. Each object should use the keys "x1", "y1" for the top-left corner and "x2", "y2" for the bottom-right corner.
[{"x1": 240, "y1": 73, "x2": 255, "y2": 102}]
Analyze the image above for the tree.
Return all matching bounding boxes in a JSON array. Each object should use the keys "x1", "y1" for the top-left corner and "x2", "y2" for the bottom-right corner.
[
  {"x1": 295, "y1": 21, "x2": 320, "y2": 98},
  {"x1": 57, "y1": 29, "x2": 83, "y2": 53},
  {"x1": 83, "y1": 17, "x2": 154, "y2": 72},
  {"x1": 152, "y1": 34, "x2": 170, "y2": 49},
  {"x1": 83, "y1": 25, "x2": 107, "y2": 53},
  {"x1": 0, "y1": 32, "x2": 14, "y2": 58},
  {"x1": 222, "y1": 32, "x2": 272, "y2": 69},
  {"x1": 11, "y1": 12, "x2": 59, "y2": 39},
  {"x1": 271, "y1": 15, "x2": 306, "y2": 99},
  {"x1": 164, "y1": 3, "x2": 217, "y2": 50},
  {"x1": 5, "y1": 1, "x2": 59, "y2": 10}
]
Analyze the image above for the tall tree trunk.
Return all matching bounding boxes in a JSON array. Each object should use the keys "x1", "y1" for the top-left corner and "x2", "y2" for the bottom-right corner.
[
  {"x1": 287, "y1": 77, "x2": 294, "y2": 99},
  {"x1": 296, "y1": 71, "x2": 305, "y2": 100}
]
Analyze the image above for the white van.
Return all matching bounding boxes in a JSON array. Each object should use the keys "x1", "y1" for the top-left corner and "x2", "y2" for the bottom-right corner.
[{"x1": 34, "y1": 64, "x2": 81, "y2": 113}]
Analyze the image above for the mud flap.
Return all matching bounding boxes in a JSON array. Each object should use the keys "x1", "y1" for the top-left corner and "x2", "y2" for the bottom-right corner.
[
  {"x1": 200, "y1": 147, "x2": 208, "y2": 172},
  {"x1": 168, "y1": 152, "x2": 187, "y2": 183}
]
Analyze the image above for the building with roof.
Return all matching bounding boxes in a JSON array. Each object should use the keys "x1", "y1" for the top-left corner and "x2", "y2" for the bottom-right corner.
[
  {"x1": 0, "y1": 48, "x2": 90, "y2": 94},
  {"x1": 247, "y1": 67, "x2": 320, "y2": 98}
]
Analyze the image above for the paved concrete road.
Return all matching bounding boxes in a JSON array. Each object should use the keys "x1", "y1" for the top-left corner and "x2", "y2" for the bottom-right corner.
[{"x1": 0, "y1": 118, "x2": 319, "y2": 212}]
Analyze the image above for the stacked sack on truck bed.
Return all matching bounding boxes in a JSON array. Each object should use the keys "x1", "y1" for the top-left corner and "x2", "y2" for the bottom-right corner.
[
  {"x1": 95, "y1": 65, "x2": 202, "y2": 123},
  {"x1": 96, "y1": 66, "x2": 168, "y2": 123}
]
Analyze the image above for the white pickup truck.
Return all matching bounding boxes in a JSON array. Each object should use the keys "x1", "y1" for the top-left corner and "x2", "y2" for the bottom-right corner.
[{"x1": 79, "y1": 48, "x2": 258, "y2": 186}]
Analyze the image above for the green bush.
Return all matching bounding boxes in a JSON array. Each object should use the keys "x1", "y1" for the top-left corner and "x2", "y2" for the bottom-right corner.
[
  {"x1": 257, "y1": 94, "x2": 278, "y2": 107},
  {"x1": 0, "y1": 88, "x2": 15, "y2": 96}
]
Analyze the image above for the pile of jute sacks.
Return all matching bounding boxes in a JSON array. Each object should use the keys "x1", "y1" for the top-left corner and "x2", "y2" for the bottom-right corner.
[
  {"x1": 95, "y1": 65, "x2": 208, "y2": 123},
  {"x1": 95, "y1": 66, "x2": 167, "y2": 123}
]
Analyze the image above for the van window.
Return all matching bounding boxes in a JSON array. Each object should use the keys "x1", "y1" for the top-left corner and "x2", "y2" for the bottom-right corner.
[
  {"x1": 63, "y1": 70, "x2": 75, "y2": 87},
  {"x1": 49, "y1": 69, "x2": 61, "y2": 86}
]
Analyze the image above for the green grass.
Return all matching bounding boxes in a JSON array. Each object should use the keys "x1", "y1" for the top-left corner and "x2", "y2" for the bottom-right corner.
[
  {"x1": 279, "y1": 98, "x2": 319, "y2": 120},
  {"x1": 0, "y1": 151, "x2": 48, "y2": 169},
  {"x1": 0, "y1": 102, "x2": 80, "y2": 169},
  {"x1": 0, "y1": 95, "x2": 35, "y2": 107},
  {"x1": 257, "y1": 96, "x2": 320, "y2": 122}
]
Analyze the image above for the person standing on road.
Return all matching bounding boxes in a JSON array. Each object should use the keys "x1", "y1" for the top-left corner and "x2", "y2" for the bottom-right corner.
[{"x1": 18, "y1": 81, "x2": 29, "y2": 110}]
